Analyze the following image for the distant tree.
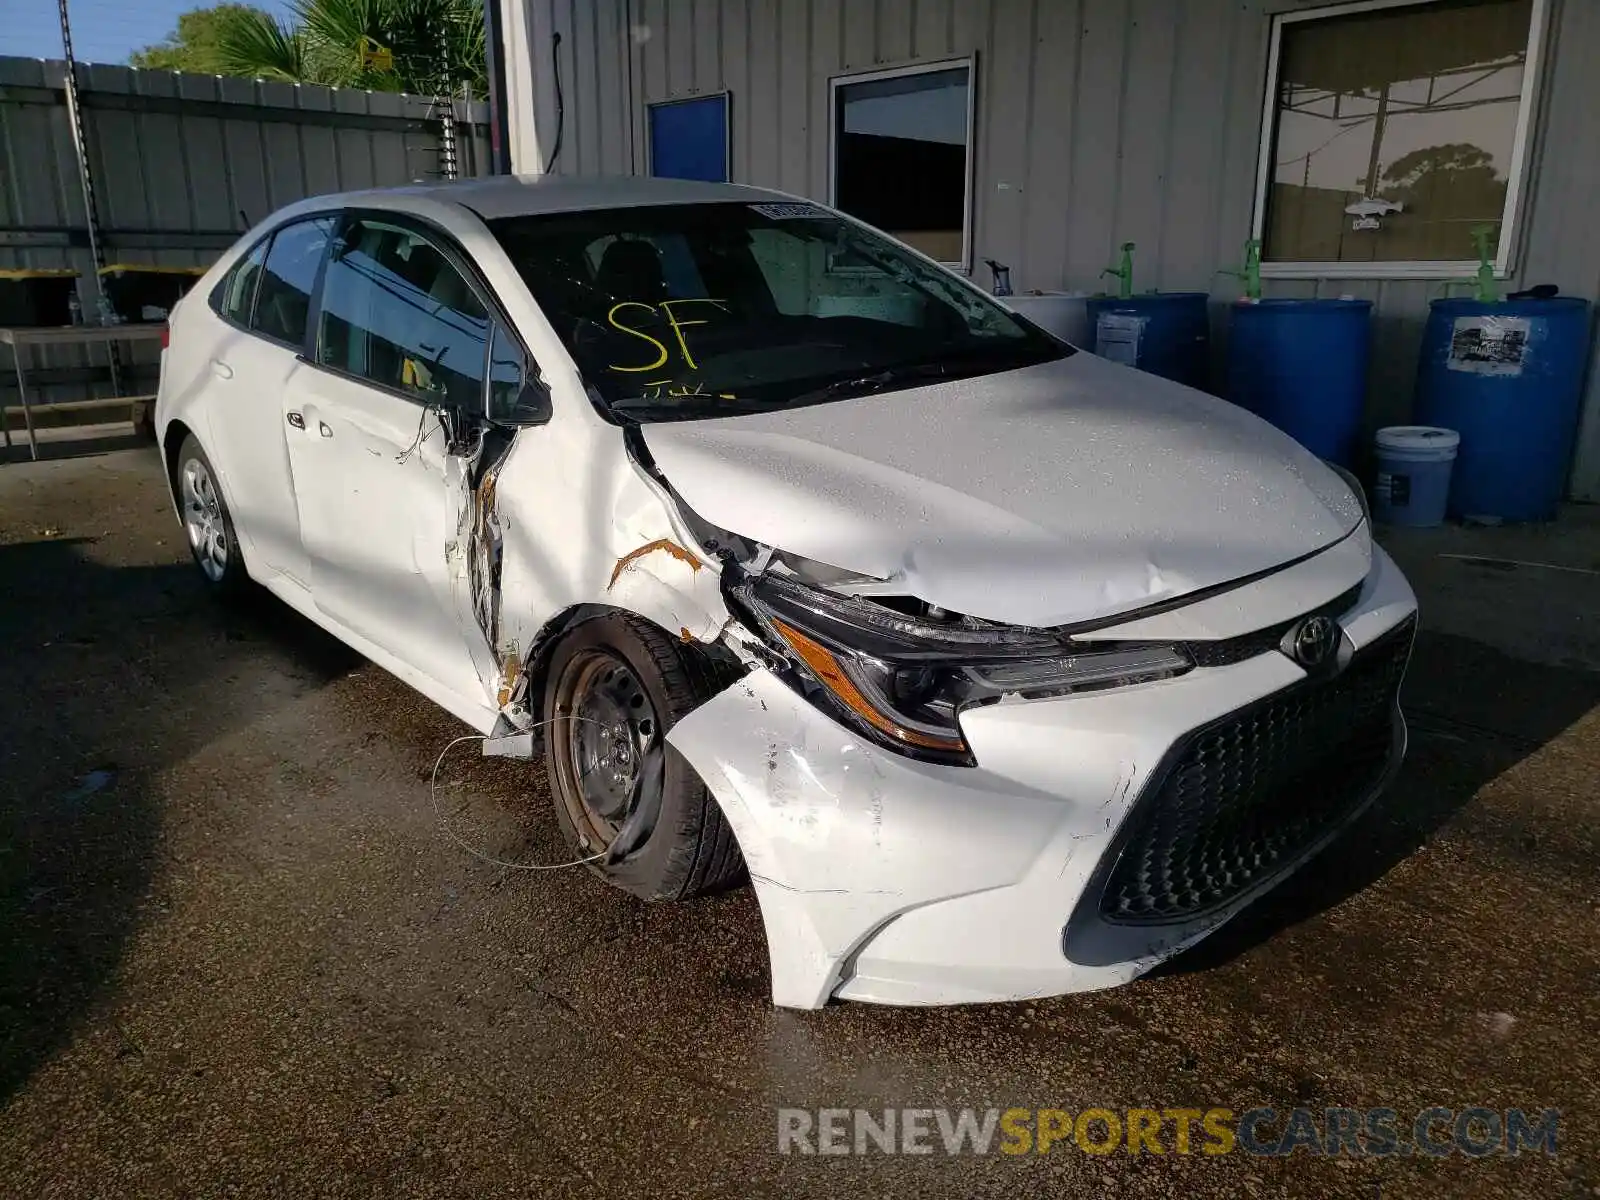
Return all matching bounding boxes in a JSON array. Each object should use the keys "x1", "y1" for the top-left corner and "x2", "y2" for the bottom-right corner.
[
  {"x1": 130, "y1": 0, "x2": 484, "y2": 97},
  {"x1": 1378, "y1": 143, "x2": 1497, "y2": 197},
  {"x1": 129, "y1": 4, "x2": 277, "y2": 74},
  {"x1": 1372, "y1": 142, "x2": 1503, "y2": 222}
]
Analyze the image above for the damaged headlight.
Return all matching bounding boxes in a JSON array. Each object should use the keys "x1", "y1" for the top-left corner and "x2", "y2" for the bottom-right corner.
[{"x1": 735, "y1": 572, "x2": 1192, "y2": 764}]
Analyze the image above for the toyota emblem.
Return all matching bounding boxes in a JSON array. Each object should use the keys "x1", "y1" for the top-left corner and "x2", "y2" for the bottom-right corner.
[{"x1": 1285, "y1": 615, "x2": 1340, "y2": 670}]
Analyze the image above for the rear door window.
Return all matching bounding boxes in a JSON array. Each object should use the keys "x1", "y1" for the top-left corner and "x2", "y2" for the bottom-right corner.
[
  {"x1": 252, "y1": 217, "x2": 335, "y2": 347},
  {"x1": 316, "y1": 216, "x2": 490, "y2": 409},
  {"x1": 213, "y1": 238, "x2": 267, "y2": 326}
]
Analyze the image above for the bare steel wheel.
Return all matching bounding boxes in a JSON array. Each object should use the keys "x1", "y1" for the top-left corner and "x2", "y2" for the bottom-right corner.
[
  {"x1": 542, "y1": 612, "x2": 746, "y2": 901},
  {"x1": 174, "y1": 434, "x2": 246, "y2": 593},
  {"x1": 550, "y1": 648, "x2": 659, "y2": 854}
]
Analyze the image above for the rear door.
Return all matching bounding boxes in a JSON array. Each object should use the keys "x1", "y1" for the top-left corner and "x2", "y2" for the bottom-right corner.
[
  {"x1": 201, "y1": 217, "x2": 335, "y2": 587},
  {"x1": 281, "y1": 212, "x2": 497, "y2": 709}
]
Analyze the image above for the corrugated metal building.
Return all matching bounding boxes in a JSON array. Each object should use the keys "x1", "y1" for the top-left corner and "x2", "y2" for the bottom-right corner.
[{"x1": 503, "y1": 0, "x2": 1600, "y2": 500}]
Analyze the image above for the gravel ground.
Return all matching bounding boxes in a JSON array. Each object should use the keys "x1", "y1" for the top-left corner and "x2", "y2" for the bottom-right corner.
[{"x1": 0, "y1": 445, "x2": 1596, "y2": 1199}]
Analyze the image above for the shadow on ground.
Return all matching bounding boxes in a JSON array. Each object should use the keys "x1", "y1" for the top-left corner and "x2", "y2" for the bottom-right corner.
[
  {"x1": 0, "y1": 536, "x2": 359, "y2": 1101},
  {"x1": 1165, "y1": 627, "x2": 1600, "y2": 975}
]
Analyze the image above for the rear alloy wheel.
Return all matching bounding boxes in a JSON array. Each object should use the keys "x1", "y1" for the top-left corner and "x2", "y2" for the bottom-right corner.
[
  {"x1": 176, "y1": 434, "x2": 247, "y2": 594},
  {"x1": 543, "y1": 612, "x2": 745, "y2": 901}
]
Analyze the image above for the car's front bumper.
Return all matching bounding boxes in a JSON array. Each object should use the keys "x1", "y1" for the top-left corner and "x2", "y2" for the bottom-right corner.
[{"x1": 667, "y1": 544, "x2": 1418, "y2": 1009}]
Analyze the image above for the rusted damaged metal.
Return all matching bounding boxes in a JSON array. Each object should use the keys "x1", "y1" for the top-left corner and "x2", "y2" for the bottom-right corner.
[
  {"x1": 469, "y1": 456, "x2": 507, "y2": 649},
  {"x1": 607, "y1": 538, "x2": 703, "y2": 591},
  {"x1": 440, "y1": 428, "x2": 528, "y2": 725},
  {"x1": 496, "y1": 651, "x2": 522, "y2": 709},
  {"x1": 446, "y1": 424, "x2": 738, "y2": 734}
]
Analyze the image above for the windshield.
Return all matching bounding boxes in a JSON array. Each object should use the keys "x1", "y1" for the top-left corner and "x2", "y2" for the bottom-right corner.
[{"x1": 488, "y1": 200, "x2": 1070, "y2": 422}]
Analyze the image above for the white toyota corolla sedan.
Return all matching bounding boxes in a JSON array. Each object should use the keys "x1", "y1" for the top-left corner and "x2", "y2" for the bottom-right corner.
[{"x1": 156, "y1": 175, "x2": 1417, "y2": 1009}]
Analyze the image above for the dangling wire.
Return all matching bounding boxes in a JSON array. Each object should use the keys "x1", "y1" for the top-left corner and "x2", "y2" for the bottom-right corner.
[
  {"x1": 429, "y1": 731, "x2": 607, "y2": 873},
  {"x1": 395, "y1": 403, "x2": 442, "y2": 464},
  {"x1": 543, "y1": 32, "x2": 565, "y2": 174}
]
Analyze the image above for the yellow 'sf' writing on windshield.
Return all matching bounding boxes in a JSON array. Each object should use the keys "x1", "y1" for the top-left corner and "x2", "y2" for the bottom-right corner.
[
  {"x1": 606, "y1": 299, "x2": 728, "y2": 373},
  {"x1": 606, "y1": 302, "x2": 669, "y2": 372}
]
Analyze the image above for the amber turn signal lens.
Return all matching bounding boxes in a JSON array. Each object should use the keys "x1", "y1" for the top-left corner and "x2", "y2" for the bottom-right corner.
[{"x1": 772, "y1": 619, "x2": 968, "y2": 753}]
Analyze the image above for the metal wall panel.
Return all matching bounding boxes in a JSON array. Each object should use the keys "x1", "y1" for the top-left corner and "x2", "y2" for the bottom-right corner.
[
  {"x1": 915, "y1": 0, "x2": 957, "y2": 59},
  {"x1": 1064, "y1": 0, "x2": 1131, "y2": 287},
  {"x1": 1522, "y1": 0, "x2": 1600, "y2": 498},
  {"x1": 776, "y1": 0, "x2": 811, "y2": 194}
]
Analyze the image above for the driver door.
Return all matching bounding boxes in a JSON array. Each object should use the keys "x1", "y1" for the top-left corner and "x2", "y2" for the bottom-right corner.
[{"x1": 282, "y1": 213, "x2": 497, "y2": 716}]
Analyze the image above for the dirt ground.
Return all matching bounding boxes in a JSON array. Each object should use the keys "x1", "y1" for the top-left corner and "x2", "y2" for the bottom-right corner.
[{"x1": 0, "y1": 442, "x2": 1596, "y2": 1199}]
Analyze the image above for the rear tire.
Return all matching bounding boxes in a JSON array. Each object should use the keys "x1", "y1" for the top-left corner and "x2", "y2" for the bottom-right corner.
[
  {"x1": 174, "y1": 434, "x2": 248, "y2": 596},
  {"x1": 543, "y1": 612, "x2": 745, "y2": 901}
]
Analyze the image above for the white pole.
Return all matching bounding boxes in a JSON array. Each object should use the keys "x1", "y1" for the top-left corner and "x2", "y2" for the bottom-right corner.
[{"x1": 499, "y1": 0, "x2": 545, "y2": 174}]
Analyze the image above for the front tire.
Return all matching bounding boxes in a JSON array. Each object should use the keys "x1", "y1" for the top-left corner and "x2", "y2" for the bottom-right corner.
[
  {"x1": 175, "y1": 434, "x2": 247, "y2": 595},
  {"x1": 543, "y1": 612, "x2": 745, "y2": 901}
]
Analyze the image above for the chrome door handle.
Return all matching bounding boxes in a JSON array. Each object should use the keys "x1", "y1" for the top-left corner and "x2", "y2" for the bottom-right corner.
[
  {"x1": 318, "y1": 421, "x2": 334, "y2": 438},
  {"x1": 210, "y1": 359, "x2": 233, "y2": 379},
  {"x1": 286, "y1": 411, "x2": 305, "y2": 429}
]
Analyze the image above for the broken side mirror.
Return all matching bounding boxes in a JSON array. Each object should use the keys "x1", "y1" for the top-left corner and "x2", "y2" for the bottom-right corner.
[
  {"x1": 485, "y1": 378, "x2": 551, "y2": 427},
  {"x1": 505, "y1": 379, "x2": 552, "y2": 425},
  {"x1": 486, "y1": 323, "x2": 550, "y2": 426}
]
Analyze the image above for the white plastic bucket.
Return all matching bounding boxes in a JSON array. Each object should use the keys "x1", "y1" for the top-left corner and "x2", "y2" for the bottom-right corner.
[
  {"x1": 1373, "y1": 425, "x2": 1460, "y2": 528},
  {"x1": 1001, "y1": 292, "x2": 1091, "y2": 346}
]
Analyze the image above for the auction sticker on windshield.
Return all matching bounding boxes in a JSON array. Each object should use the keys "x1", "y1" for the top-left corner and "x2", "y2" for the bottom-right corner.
[{"x1": 748, "y1": 202, "x2": 829, "y2": 219}]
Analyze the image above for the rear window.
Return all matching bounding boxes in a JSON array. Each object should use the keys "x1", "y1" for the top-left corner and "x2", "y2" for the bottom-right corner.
[
  {"x1": 489, "y1": 201, "x2": 1067, "y2": 422},
  {"x1": 212, "y1": 238, "x2": 267, "y2": 326},
  {"x1": 253, "y1": 217, "x2": 335, "y2": 347}
]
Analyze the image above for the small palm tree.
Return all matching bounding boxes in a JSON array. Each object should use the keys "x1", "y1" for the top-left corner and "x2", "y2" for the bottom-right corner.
[
  {"x1": 216, "y1": 0, "x2": 484, "y2": 97},
  {"x1": 213, "y1": 9, "x2": 307, "y2": 82}
]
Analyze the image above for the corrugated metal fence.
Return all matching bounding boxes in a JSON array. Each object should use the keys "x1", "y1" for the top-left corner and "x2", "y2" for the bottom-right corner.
[{"x1": 0, "y1": 56, "x2": 492, "y2": 407}]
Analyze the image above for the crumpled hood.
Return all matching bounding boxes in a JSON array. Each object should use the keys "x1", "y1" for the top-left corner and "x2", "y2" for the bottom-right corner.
[{"x1": 642, "y1": 352, "x2": 1365, "y2": 627}]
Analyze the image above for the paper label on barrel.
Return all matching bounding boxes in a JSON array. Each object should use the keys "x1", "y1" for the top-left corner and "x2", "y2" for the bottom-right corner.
[
  {"x1": 1095, "y1": 313, "x2": 1145, "y2": 366},
  {"x1": 1447, "y1": 315, "x2": 1530, "y2": 377}
]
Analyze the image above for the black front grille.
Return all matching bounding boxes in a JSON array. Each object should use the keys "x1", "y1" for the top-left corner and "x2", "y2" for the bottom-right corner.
[{"x1": 1098, "y1": 616, "x2": 1414, "y2": 925}]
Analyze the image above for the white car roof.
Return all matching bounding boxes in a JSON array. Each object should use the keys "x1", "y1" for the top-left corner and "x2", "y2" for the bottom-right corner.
[{"x1": 310, "y1": 175, "x2": 790, "y2": 222}]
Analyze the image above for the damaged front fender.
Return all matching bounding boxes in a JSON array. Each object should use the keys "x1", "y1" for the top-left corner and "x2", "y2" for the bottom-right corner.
[
  {"x1": 448, "y1": 421, "x2": 738, "y2": 729},
  {"x1": 602, "y1": 535, "x2": 726, "y2": 647}
]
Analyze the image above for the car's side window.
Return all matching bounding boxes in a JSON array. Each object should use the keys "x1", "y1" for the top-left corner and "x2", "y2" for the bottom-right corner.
[
  {"x1": 212, "y1": 238, "x2": 268, "y2": 326},
  {"x1": 252, "y1": 217, "x2": 335, "y2": 347},
  {"x1": 317, "y1": 216, "x2": 490, "y2": 410}
]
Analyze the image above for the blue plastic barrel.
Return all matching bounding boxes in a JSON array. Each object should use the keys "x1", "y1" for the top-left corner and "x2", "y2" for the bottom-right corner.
[
  {"x1": 1226, "y1": 298, "x2": 1373, "y2": 466},
  {"x1": 1085, "y1": 293, "x2": 1209, "y2": 388},
  {"x1": 1415, "y1": 297, "x2": 1592, "y2": 522}
]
